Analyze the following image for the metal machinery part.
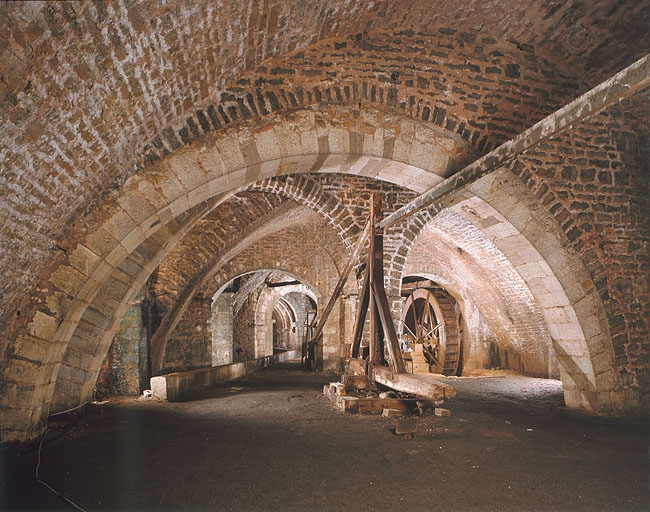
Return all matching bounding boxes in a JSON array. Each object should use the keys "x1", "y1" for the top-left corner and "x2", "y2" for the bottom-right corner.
[{"x1": 401, "y1": 283, "x2": 461, "y2": 376}]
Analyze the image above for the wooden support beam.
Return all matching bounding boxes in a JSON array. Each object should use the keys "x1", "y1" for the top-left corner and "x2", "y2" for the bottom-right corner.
[
  {"x1": 372, "y1": 365, "x2": 456, "y2": 400},
  {"x1": 368, "y1": 193, "x2": 407, "y2": 373},
  {"x1": 350, "y1": 258, "x2": 369, "y2": 359},
  {"x1": 339, "y1": 396, "x2": 441, "y2": 414},
  {"x1": 372, "y1": 279, "x2": 406, "y2": 374},
  {"x1": 341, "y1": 374, "x2": 371, "y2": 390},
  {"x1": 308, "y1": 219, "x2": 369, "y2": 345},
  {"x1": 368, "y1": 194, "x2": 384, "y2": 367},
  {"x1": 379, "y1": 53, "x2": 650, "y2": 230}
]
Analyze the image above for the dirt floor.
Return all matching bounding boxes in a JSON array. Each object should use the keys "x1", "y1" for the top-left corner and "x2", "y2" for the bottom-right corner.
[{"x1": 2, "y1": 361, "x2": 650, "y2": 511}]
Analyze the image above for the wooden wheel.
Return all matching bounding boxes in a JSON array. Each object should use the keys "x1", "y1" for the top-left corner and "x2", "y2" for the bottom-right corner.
[{"x1": 401, "y1": 288, "x2": 460, "y2": 376}]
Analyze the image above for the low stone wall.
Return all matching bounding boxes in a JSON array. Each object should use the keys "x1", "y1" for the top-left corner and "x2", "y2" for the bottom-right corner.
[{"x1": 150, "y1": 350, "x2": 299, "y2": 401}]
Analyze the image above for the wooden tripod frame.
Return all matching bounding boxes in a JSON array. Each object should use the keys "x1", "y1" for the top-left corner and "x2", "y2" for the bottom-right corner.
[
  {"x1": 312, "y1": 193, "x2": 455, "y2": 400},
  {"x1": 350, "y1": 193, "x2": 406, "y2": 374}
]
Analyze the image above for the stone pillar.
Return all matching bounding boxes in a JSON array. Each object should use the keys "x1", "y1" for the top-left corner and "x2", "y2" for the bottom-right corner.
[
  {"x1": 97, "y1": 292, "x2": 149, "y2": 396},
  {"x1": 211, "y1": 292, "x2": 234, "y2": 366}
]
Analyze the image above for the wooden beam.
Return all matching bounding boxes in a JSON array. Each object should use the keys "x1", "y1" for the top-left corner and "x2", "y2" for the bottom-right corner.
[
  {"x1": 372, "y1": 365, "x2": 456, "y2": 400},
  {"x1": 372, "y1": 280, "x2": 407, "y2": 374},
  {"x1": 379, "y1": 53, "x2": 650, "y2": 230},
  {"x1": 309, "y1": 219, "x2": 369, "y2": 344},
  {"x1": 350, "y1": 258, "x2": 369, "y2": 358},
  {"x1": 368, "y1": 193, "x2": 385, "y2": 367},
  {"x1": 339, "y1": 396, "x2": 441, "y2": 414},
  {"x1": 367, "y1": 193, "x2": 407, "y2": 373}
]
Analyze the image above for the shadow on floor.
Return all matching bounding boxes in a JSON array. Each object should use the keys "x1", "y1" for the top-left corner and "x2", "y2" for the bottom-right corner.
[{"x1": 3, "y1": 363, "x2": 650, "y2": 511}]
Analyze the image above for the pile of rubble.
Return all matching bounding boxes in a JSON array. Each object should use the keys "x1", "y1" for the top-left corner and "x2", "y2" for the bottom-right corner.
[{"x1": 324, "y1": 374, "x2": 452, "y2": 418}]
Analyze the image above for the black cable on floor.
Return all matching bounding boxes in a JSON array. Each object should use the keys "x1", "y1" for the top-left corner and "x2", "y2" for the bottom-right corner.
[{"x1": 35, "y1": 429, "x2": 88, "y2": 512}]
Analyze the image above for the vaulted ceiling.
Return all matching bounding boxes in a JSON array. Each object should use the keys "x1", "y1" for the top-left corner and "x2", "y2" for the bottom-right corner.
[{"x1": 1, "y1": 0, "x2": 649, "y2": 443}]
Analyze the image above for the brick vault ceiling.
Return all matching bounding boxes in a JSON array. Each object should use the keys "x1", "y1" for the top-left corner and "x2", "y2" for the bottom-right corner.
[
  {"x1": 151, "y1": 174, "x2": 416, "y2": 306},
  {"x1": 1, "y1": 0, "x2": 650, "y2": 328}
]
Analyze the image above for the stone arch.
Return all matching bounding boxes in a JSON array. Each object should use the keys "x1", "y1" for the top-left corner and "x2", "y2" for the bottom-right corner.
[
  {"x1": 253, "y1": 281, "x2": 309, "y2": 358},
  {"x1": 0, "y1": 103, "x2": 612, "y2": 443},
  {"x1": 463, "y1": 169, "x2": 620, "y2": 411},
  {"x1": 211, "y1": 265, "x2": 333, "y2": 370},
  {"x1": 403, "y1": 209, "x2": 556, "y2": 379},
  {"x1": 271, "y1": 299, "x2": 296, "y2": 350},
  {"x1": 398, "y1": 167, "x2": 619, "y2": 411},
  {"x1": 278, "y1": 284, "x2": 319, "y2": 352},
  {"x1": 144, "y1": 186, "x2": 356, "y2": 375}
]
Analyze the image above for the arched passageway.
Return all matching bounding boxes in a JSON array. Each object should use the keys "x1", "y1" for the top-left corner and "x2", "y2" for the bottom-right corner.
[{"x1": 2, "y1": 1, "x2": 649, "y2": 446}]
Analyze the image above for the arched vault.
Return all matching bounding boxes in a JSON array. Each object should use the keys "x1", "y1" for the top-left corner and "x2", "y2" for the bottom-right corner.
[{"x1": 2, "y1": 1, "x2": 649, "y2": 445}]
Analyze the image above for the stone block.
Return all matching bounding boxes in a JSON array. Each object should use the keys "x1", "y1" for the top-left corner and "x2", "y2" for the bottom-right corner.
[
  {"x1": 68, "y1": 244, "x2": 102, "y2": 277},
  {"x1": 167, "y1": 194, "x2": 191, "y2": 221},
  {"x1": 363, "y1": 129, "x2": 385, "y2": 158},
  {"x1": 150, "y1": 375, "x2": 169, "y2": 400},
  {"x1": 86, "y1": 225, "x2": 119, "y2": 259},
  {"x1": 28, "y1": 310, "x2": 59, "y2": 341},
  {"x1": 198, "y1": 144, "x2": 228, "y2": 179},
  {"x1": 13, "y1": 334, "x2": 51, "y2": 362},
  {"x1": 392, "y1": 137, "x2": 412, "y2": 164},
  {"x1": 299, "y1": 128, "x2": 319, "y2": 155},
  {"x1": 215, "y1": 134, "x2": 246, "y2": 171},
  {"x1": 327, "y1": 127, "x2": 350, "y2": 154},
  {"x1": 393, "y1": 417, "x2": 417, "y2": 435},
  {"x1": 150, "y1": 350, "x2": 299, "y2": 401},
  {"x1": 187, "y1": 185, "x2": 212, "y2": 209},
  {"x1": 118, "y1": 189, "x2": 156, "y2": 226},
  {"x1": 167, "y1": 151, "x2": 206, "y2": 191},
  {"x1": 254, "y1": 129, "x2": 281, "y2": 162},
  {"x1": 102, "y1": 207, "x2": 138, "y2": 243}
]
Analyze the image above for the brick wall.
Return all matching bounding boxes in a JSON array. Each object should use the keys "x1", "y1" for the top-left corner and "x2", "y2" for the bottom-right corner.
[
  {"x1": 512, "y1": 110, "x2": 650, "y2": 406},
  {"x1": 2, "y1": 0, "x2": 649, "y2": 444},
  {"x1": 162, "y1": 295, "x2": 212, "y2": 374}
]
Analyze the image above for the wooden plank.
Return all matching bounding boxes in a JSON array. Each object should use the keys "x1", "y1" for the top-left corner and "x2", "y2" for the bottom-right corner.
[
  {"x1": 339, "y1": 396, "x2": 439, "y2": 414},
  {"x1": 379, "y1": 53, "x2": 650, "y2": 230},
  {"x1": 372, "y1": 365, "x2": 456, "y2": 399}
]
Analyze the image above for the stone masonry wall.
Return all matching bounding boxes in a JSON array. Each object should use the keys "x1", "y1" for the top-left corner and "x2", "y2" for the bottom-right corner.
[
  {"x1": 233, "y1": 292, "x2": 257, "y2": 364},
  {"x1": 513, "y1": 110, "x2": 650, "y2": 408},
  {"x1": 161, "y1": 295, "x2": 212, "y2": 374},
  {"x1": 96, "y1": 296, "x2": 149, "y2": 397},
  {"x1": 210, "y1": 291, "x2": 234, "y2": 366},
  {"x1": 1, "y1": 14, "x2": 582, "y2": 343}
]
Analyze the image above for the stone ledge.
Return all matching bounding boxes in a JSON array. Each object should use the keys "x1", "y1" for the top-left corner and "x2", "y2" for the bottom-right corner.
[{"x1": 150, "y1": 350, "x2": 299, "y2": 401}]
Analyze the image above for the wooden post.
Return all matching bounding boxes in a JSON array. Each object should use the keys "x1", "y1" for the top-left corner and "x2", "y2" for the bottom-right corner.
[
  {"x1": 368, "y1": 194, "x2": 385, "y2": 367},
  {"x1": 347, "y1": 193, "x2": 406, "y2": 376},
  {"x1": 368, "y1": 193, "x2": 406, "y2": 374},
  {"x1": 350, "y1": 258, "x2": 369, "y2": 358}
]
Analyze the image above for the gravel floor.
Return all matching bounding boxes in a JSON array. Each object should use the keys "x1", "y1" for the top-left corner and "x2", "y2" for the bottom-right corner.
[{"x1": 3, "y1": 362, "x2": 650, "y2": 511}]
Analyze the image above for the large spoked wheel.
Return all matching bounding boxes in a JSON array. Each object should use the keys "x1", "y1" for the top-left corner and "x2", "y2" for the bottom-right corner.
[{"x1": 401, "y1": 288, "x2": 460, "y2": 376}]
